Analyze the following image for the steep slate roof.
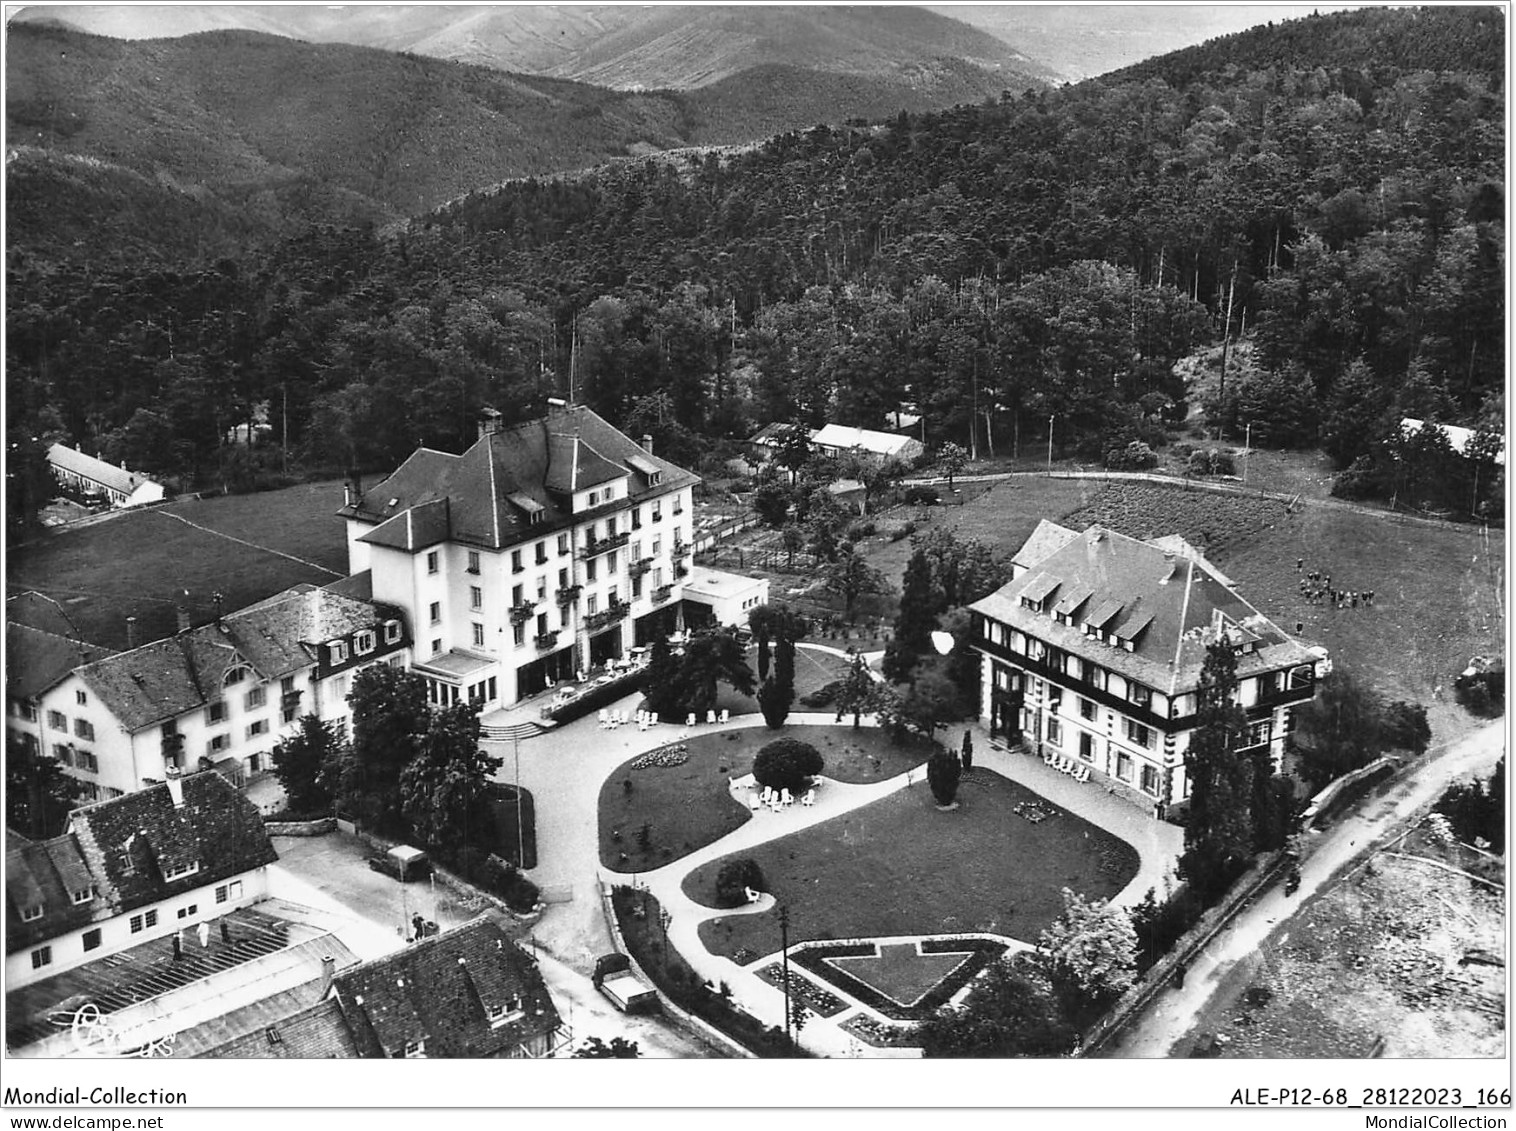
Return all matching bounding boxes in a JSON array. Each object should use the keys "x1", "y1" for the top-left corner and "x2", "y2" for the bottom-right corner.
[
  {"x1": 46, "y1": 443, "x2": 160, "y2": 496},
  {"x1": 72, "y1": 586, "x2": 388, "y2": 733},
  {"x1": 331, "y1": 918, "x2": 560, "y2": 1059},
  {"x1": 6, "y1": 623, "x2": 117, "y2": 701},
  {"x1": 1011, "y1": 519, "x2": 1079, "y2": 575},
  {"x1": 972, "y1": 525, "x2": 1317, "y2": 698},
  {"x1": 7, "y1": 591, "x2": 83, "y2": 639},
  {"x1": 341, "y1": 405, "x2": 699, "y2": 553}
]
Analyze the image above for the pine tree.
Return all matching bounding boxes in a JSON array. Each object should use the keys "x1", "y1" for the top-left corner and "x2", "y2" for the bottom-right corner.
[{"x1": 1179, "y1": 640, "x2": 1255, "y2": 901}]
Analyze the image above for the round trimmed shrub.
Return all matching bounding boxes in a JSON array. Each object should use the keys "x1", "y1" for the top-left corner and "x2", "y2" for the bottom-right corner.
[
  {"x1": 715, "y1": 858, "x2": 767, "y2": 908},
  {"x1": 752, "y1": 738, "x2": 824, "y2": 795}
]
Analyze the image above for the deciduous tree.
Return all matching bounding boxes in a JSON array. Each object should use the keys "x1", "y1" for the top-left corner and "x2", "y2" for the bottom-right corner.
[
  {"x1": 271, "y1": 714, "x2": 342, "y2": 815},
  {"x1": 1037, "y1": 888, "x2": 1138, "y2": 1004}
]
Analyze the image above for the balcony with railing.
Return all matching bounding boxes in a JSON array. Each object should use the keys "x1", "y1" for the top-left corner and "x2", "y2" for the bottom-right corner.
[
  {"x1": 629, "y1": 556, "x2": 654, "y2": 579},
  {"x1": 508, "y1": 602, "x2": 536, "y2": 626},
  {"x1": 581, "y1": 531, "x2": 630, "y2": 559},
  {"x1": 651, "y1": 584, "x2": 675, "y2": 605},
  {"x1": 556, "y1": 584, "x2": 582, "y2": 608},
  {"x1": 534, "y1": 630, "x2": 560, "y2": 651},
  {"x1": 584, "y1": 601, "x2": 629, "y2": 633}
]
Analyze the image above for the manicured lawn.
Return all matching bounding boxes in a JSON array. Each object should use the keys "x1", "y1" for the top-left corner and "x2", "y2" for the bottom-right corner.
[
  {"x1": 7, "y1": 480, "x2": 350, "y2": 650},
  {"x1": 688, "y1": 770, "x2": 1139, "y2": 963},
  {"x1": 597, "y1": 725, "x2": 938, "y2": 870}
]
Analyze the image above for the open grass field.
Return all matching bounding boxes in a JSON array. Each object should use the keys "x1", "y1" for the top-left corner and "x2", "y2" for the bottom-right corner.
[
  {"x1": 689, "y1": 769, "x2": 1139, "y2": 962},
  {"x1": 598, "y1": 724, "x2": 937, "y2": 870},
  {"x1": 1211, "y1": 504, "x2": 1504, "y2": 741},
  {"x1": 7, "y1": 481, "x2": 350, "y2": 651}
]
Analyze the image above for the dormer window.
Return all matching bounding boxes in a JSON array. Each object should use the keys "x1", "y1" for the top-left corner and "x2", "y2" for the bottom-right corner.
[
  {"x1": 648, "y1": 471, "x2": 662, "y2": 487},
  {"x1": 488, "y1": 996, "x2": 525, "y2": 1027},
  {"x1": 402, "y1": 1040, "x2": 426, "y2": 1059},
  {"x1": 329, "y1": 641, "x2": 349, "y2": 665},
  {"x1": 20, "y1": 904, "x2": 43, "y2": 923},
  {"x1": 355, "y1": 630, "x2": 376, "y2": 656},
  {"x1": 588, "y1": 490, "x2": 601, "y2": 507},
  {"x1": 162, "y1": 862, "x2": 200, "y2": 881},
  {"x1": 71, "y1": 887, "x2": 92, "y2": 905},
  {"x1": 223, "y1": 666, "x2": 250, "y2": 688},
  {"x1": 383, "y1": 619, "x2": 403, "y2": 645}
]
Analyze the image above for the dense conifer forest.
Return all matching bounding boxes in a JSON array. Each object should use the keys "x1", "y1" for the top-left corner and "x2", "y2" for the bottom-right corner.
[{"x1": 6, "y1": 6, "x2": 1504, "y2": 527}]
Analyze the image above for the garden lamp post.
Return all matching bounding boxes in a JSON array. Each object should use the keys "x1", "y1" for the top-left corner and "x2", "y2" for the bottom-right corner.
[
  {"x1": 1243, "y1": 421, "x2": 1253, "y2": 483},
  {"x1": 1047, "y1": 414, "x2": 1055, "y2": 477}
]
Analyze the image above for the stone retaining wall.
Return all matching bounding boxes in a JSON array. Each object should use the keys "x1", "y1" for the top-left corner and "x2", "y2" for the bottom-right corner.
[{"x1": 262, "y1": 816, "x2": 337, "y2": 836}]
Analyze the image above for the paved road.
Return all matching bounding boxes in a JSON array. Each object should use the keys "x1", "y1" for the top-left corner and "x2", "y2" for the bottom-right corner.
[{"x1": 1102, "y1": 717, "x2": 1507, "y2": 1058}]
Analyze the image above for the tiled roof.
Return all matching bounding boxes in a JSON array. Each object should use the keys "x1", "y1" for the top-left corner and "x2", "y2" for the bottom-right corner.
[
  {"x1": 6, "y1": 623, "x2": 116, "y2": 701},
  {"x1": 73, "y1": 772, "x2": 277, "y2": 911},
  {"x1": 332, "y1": 918, "x2": 560, "y2": 1058},
  {"x1": 20, "y1": 772, "x2": 280, "y2": 953},
  {"x1": 972, "y1": 525, "x2": 1317, "y2": 698},
  {"x1": 7, "y1": 591, "x2": 82, "y2": 639},
  {"x1": 199, "y1": 997, "x2": 358, "y2": 1059},
  {"x1": 343, "y1": 406, "x2": 699, "y2": 553},
  {"x1": 73, "y1": 587, "x2": 389, "y2": 733},
  {"x1": 5, "y1": 835, "x2": 98, "y2": 950},
  {"x1": 46, "y1": 444, "x2": 160, "y2": 496}
]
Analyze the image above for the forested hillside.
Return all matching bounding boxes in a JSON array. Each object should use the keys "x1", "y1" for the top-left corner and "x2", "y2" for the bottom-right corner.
[
  {"x1": 7, "y1": 6, "x2": 1504, "y2": 529},
  {"x1": 6, "y1": 20, "x2": 1044, "y2": 266}
]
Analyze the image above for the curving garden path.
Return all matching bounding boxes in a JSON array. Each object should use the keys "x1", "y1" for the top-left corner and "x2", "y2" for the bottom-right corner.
[{"x1": 483, "y1": 648, "x2": 1182, "y2": 1056}]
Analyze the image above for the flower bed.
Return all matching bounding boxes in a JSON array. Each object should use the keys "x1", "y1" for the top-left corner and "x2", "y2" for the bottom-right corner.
[
  {"x1": 841, "y1": 1014, "x2": 910, "y2": 1047},
  {"x1": 792, "y1": 937, "x2": 1008, "y2": 1022},
  {"x1": 631, "y1": 743, "x2": 690, "y2": 770},
  {"x1": 755, "y1": 963, "x2": 849, "y2": 1017}
]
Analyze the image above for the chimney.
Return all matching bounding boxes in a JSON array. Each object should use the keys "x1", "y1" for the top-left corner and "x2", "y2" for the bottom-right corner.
[
  {"x1": 126, "y1": 616, "x2": 139, "y2": 649},
  {"x1": 164, "y1": 765, "x2": 184, "y2": 807},
  {"x1": 213, "y1": 591, "x2": 225, "y2": 625},
  {"x1": 642, "y1": 434, "x2": 654, "y2": 455},
  {"x1": 320, "y1": 954, "x2": 336, "y2": 996},
  {"x1": 345, "y1": 468, "x2": 362, "y2": 508}
]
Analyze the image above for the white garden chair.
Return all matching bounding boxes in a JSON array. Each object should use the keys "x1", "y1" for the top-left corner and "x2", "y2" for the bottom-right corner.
[
  {"x1": 686, "y1": 713, "x2": 697, "y2": 727},
  {"x1": 802, "y1": 789, "x2": 816, "y2": 807},
  {"x1": 706, "y1": 710, "x2": 717, "y2": 725},
  {"x1": 719, "y1": 708, "x2": 730, "y2": 724}
]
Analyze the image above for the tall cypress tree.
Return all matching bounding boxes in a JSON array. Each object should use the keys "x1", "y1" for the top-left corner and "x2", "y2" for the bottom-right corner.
[{"x1": 1179, "y1": 640, "x2": 1255, "y2": 902}]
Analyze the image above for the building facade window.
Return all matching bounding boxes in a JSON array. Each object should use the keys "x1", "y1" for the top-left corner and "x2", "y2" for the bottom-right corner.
[
  {"x1": 384, "y1": 620, "x2": 403, "y2": 645},
  {"x1": 130, "y1": 910, "x2": 159, "y2": 933},
  {"x1": 427, "y1": 551, "x2": 439, "y2": 574},
  {"x1": 76, "y1": 750, "x2": 99, "y2": 773},
  {"x1": 470, "y1": 586, "x2": 483, "y2": 610},
  {"x1": 1079, "y1": 698, "x2": 1096, "y2": 721},
  {"x1": 467, "y1": 551, "x2": 481, "y2": 574},
  {"x1": 83, "y1": 928, "x2": 102, "y2": 952},
  {"x1": 47, "y1": 710, "x2": 66, "y2": 731},
  {"x1": 429, "y1": 602, "x2": 441, "y2": 625},
  {"x1": 512, "y1": 623, "x2": 525, "y2": 647},
  {"x1": 245, "y1": 686, "x2": 267, "y2": 710},
  {"x1": 558, "y1": 534, "x2": 570, "y2": 556},
  {"x1": 76, "y1": 690, "x2": 88, "y2": 706},
  {"x1": 1046, "y1": 718, "x2": 1062, "y2": 747},
  {"x1": 73, "y1": 719, "x2": 95, "y2": 741},
  {"x1": 31, "y1": 946, "x2": 51, "y2": 970},
  {"x1": 355, "y1": 630, "x2": 376, "y2": 656},
  {"x1": 1141, "y1": 764, "x2": 1161, "y2": 796},
  {"x1": 247, "y1": 719, "x2": 270, "y2": 738},
  {"x1": 1125, "y1": 720, "x2": 1152, "y2": 749},
  {"x1": 207, "y1": 701, "x2": 228, "y2": 725},
  {"x1": 1117, "y1": 751, "x2": 1134, "y2": 782},
  {"x1": 472, "y1": 623, "x2": 485, "y2": 648},
  {"x1": 511, "y1": 550, "x2": 524, "y2": 573}
]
